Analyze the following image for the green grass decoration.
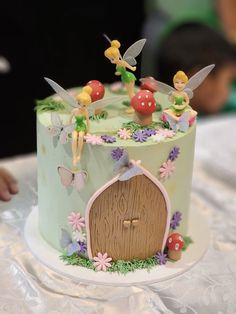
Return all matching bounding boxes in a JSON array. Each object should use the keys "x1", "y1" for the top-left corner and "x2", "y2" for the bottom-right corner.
[
  {"x1": 60, "y1": 253, "x2": 157, "y2": 274},
  {"x1": 34, "y1": 98, "x2": 66, "y2": 112},
  {"x1": 89, "y1": 110, "x2": 108, "y2": 121},
  {"x1": 122, "y1": 120, "x2": 160, "y2": 132},
  {"x1": 60, "y1": 236, "x2": 193, "y2": 273}
]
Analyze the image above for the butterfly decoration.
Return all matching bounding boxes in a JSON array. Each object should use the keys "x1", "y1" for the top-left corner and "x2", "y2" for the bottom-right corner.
[
  {"x1": 60, "y1": 228, "x2": 80, "y2": 256},
  {"x1": 44, "y1": 77, "x2": 128, "y2": 116},
  {"x1": 139, "y1": 64, "x2": 215, "y2": 99},
  {"x1": 103, "y1": 34, "x2": 146, "y2": 66},
  {"x1": 57, "y1": 166, "x2": 88, "y2": 192},
  {"x1": 48, "y1": 112, "x2": 75, "y2": 144},
  {"x1": 163, "y1": 111, "x2": 190, "y2": 133},
  {"x1": 113, "y1": 150, "x2": 143, "y2": 181}
]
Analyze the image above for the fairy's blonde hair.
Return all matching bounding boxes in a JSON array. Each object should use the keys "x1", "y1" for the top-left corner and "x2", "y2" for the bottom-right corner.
[
  {"x1": 76, "y1": 85, "x2": 92, "y2": 106},
  {"x1": 173, "y1": 71, "x2": 188, "y2": 83},
  {"x1": 104, "y1": 40, "x2": 121, "y2": 59}
]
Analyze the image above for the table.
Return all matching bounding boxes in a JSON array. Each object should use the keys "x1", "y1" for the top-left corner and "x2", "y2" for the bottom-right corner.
[{"x1": 0, "y1": 114, "x2": 236, "y2": 313}]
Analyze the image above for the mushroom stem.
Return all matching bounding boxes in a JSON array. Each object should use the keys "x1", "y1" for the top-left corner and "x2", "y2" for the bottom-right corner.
[
  {"x1": 134, "y1": 112, "x2": 153, "y2": 126},
  {"x1": 168, "y1": 249, "x2": 182, "y2": 261}
]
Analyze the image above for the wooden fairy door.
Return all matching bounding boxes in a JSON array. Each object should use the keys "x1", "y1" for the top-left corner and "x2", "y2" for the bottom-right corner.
[{"x1": 88, "y1": 174, "x2": 169, "y2": 261}]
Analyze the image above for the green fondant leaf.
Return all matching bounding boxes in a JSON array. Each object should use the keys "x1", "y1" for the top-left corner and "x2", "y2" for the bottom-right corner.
[{"x1": 182, "y1": 236, "x2": 194, "y2": 251}]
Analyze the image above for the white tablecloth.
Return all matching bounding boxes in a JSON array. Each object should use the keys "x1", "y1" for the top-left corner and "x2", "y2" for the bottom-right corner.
[{"x1": 0, "y1": 114, "x2": 236, "y2": 313}]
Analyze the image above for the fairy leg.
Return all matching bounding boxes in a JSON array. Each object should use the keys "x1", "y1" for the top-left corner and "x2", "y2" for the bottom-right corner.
[
  {"x1": 72, "y1": 130, "x2": 78, "y2": 167},
  {"x1": 77, "y1": 131, "x2": 85, "y2": 162},
  {"x1": 125, "y1": 81, "x2": 135, "y2": 113}
]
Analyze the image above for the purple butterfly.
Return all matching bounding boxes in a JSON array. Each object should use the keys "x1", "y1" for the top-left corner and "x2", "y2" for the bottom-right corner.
[
  {"x1": 118, "y1": 163, "x2": 143, "y2": 181},
  {"x1": 57, "y1": 166, "x2": 88, "y2": 191},
  {"x1": 164, "y1": 111, "x2": 190, "y2": 133},
  {"x1": 48, "y1": 112, "x2": 75, "y2": 144},
  {"x1": 113, "y1": 150, "x2": 143, "y2": 181},
  {"x1": 60, "y1": 228, "x2": 80, "y2": 256}
]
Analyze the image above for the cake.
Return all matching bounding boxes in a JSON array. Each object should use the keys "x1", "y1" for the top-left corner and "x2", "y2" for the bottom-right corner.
[{"x1": 35, "y1": 37, "x2": 214, "y2": 273}]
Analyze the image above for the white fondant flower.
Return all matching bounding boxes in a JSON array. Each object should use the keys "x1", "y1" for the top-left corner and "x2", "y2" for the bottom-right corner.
[
  {"x1": 72, "y1": 230, "x2": 86, "y2": 243},
  {"x1": 117, "y1": 128, "x2": 132, "y2": 140},
  {"x1": 84, "y1": 134, "x2": 103, "y2": 145},
  {"x1": 159, "y1": 160, "x2": 175, "y2": 179},
  {"x1": 93, "y1": 252, "x2": 112, "y2": 271},
  {"x1": 68, "y1": 212, "x2": 85, "y2": 231},
  {"x1": 151, "y1": 134, "x2": 165, "y2": 143},
  {"x1": 157, "y1": 128, "x2": 175, "y2": 138}
]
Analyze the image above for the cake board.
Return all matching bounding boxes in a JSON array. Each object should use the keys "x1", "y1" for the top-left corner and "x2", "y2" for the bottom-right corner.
[{"x1": 24, "y1": 203, "x2": 210, "y2": 287}]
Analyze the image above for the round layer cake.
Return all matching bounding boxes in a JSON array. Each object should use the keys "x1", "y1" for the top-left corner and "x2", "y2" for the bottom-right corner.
[{"x1": 36, "y1": 85, "x2": 196, "y2": 263}]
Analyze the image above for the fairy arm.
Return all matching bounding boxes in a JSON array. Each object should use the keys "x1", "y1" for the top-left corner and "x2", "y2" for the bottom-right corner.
[
  {"x1": 85, "y1": 109, "x2": 90, "y2": 133},
  {"x1": 183, "y1": 92, "x2": 190, "y2": 106},
  {"x1": 120, "y1": 60, "x2": 136, "y2": 72}
]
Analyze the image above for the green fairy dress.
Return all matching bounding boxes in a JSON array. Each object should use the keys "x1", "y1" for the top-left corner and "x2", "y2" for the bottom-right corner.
[
  {"x1": 116, "y1": 65, "x2": 136, "y2": 84},
  {"x1": 75, "y1": 115, "x2": 87, "y2": 132},
  {"x1": 171, "y1": 95, "x2": 187, "y2": 116}
]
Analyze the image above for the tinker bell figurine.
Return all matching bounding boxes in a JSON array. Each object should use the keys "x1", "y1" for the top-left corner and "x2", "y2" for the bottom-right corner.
[
  {"x1": 104, "y1": 34, "x2": 146, "y2": 113},
  {"x1": 44, "y1": 77, "x2": 127, "y2": 168},
  {"x1": 140, "y1": 64, "x2": 215, "y2": 131}
]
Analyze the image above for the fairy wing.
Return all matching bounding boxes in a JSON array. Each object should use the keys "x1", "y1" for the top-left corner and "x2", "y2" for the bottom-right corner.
[
  {"x1": 60, "y1": 228, "x2": 72, "y2": 249},
  {"x1": 73, "y1": 171, "x2": 88, "y2": 192},
  {"x1": 122, "y1": 38, "x2": 146, "y2": 66},
  {"x1": 58, "y1": 166, "x2": 73, "y2": 187},
  {"x1": 185, "y1": 64, "x2": 215, "y2": 99},
  {"x1": 88, "y1": 95, "x2": 128, "y2": 115},
  {"x1": 59, "y1": 123, "x2": 75, "y2": 144},
  {"x1": 51, "y1": 112, "x2": 62, "y2": 127},
  {"x1": 44, "y1": 77, "x2": 79, "y2": 109},
  {"x1": 118, "y1": 164, "x2": 143, "y2": 181}
]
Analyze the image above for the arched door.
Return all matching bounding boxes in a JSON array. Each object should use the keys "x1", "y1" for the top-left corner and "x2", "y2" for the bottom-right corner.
[{"x1": 88, "y1": 174, "x2": 169, "y2": 261}]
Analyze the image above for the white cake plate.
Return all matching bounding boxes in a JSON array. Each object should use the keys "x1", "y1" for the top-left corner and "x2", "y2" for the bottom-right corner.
[{"x1": 24, "y1": 205, "x2": 210, "y2": 287}]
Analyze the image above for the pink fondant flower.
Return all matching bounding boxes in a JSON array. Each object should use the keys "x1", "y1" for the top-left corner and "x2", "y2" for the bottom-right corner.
[
  {"x1": 117, "y1": 128, "x2": 132, "y2": 140},
  {"x1": 84, "y1": 134, "x2": 103, "y2": 145},
  {"x1": 157, "y1": 128, "x2": 175, "y2": 138},
  {"x1": 68, "y1": 212, "x2": 85, "y2": 231},
  {"x1": 93, "y1": 252, "x2": 112, "y2": 271},
  {"x1": 159, "y1": 160, "x2": 175, "y2": 179}
]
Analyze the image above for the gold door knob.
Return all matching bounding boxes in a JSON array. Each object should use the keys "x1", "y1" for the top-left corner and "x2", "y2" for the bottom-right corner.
[
  {"x1": 123, "y1": 220, "x2": 131, "y2": 228},
  {"x1": 131, "y1": 219, "x2": 139, "y2": 227}
]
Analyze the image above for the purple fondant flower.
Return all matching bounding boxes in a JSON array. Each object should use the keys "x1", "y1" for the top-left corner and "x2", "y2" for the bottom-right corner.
[
  {"x1": 142, "y1": 128, "x2": 157, "y2": 137},
  {"x1": 132, "y1": 131, "x2": 148, "y2": 142},
  {"x1": 170, "y1": 211, "x2": 182, "y2": 230},
  {"x1": 101, "y1": 135, "x2": 117, "y2": 143},
  {"x1": 155, "y1": 252, "x2": 168, "y2": 265},
  {"x1": 78, "y1": 241, "x2": 87, "y2": 254},
  {"x1": 111, "y1": 147, "x2": 124, "y2": 160},
  {"x1": 168, "y1": 147, "x2": 180, "y2": 161}
]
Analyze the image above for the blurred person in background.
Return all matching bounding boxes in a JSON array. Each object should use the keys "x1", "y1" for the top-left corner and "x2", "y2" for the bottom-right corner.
[{"x1": 142, "y1": 0, "x2": 236, "y2": 115}]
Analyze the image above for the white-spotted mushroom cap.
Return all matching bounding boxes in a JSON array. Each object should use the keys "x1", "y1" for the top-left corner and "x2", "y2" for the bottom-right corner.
[{"x1": 167, "y1": 233, "x2": 184, "y2": 251}]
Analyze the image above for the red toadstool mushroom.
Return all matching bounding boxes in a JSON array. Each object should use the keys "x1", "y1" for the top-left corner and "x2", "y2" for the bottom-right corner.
[
  {"x1": 140, "y1": 76, "x2": 158, "y2": 93},
  {"x1": 131, "y1": 89, "x2": 156, "y2": 126},
  {"x1": 86, "y1": 80, "x2": 105, "y2": 102},
  {"x1": 86, "y1": 80, "x2": 105, "y2": 115},
  {"x1": 167, "y1": 233, "x2": 185, "y2": 261}
]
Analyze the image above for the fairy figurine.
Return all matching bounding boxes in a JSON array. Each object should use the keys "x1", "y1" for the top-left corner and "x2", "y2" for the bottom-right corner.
[
  {"x1": 104, "y1": 35, "x2": 146, "y2": 113},
  {"x1": 44, "y1": 77, "x2": 127, "y2": 168},
  {"x1": 140, "y1": 64, "x2": 215, "y2": 131}
]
